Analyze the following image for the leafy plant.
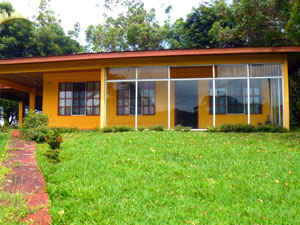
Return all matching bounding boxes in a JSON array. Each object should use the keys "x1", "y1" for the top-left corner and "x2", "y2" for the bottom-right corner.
[
  {"x1": 183, "y1": 126, "x2": 192, "y2": 132},
  {"x1": 51, "y1": 126, "x2": 79, "y2": 133},
  {"x1": 20, "y1": 111, "x2": 49, "y2": 143},
  {"x1": 149, "y1": 125, "x2": 164, "y2": 131},
  {"x1": 0, "y1": 125, "x2": 10, "y2": 133},
  {"x1": 137, "y1": 126, "x2": 145, "y2": 131},
  {"x1": 102, "y1": 126, "x2": 113, "y2": 133},
  {"x1": 174, "y1": 125, "x2": 183, "y2": 131},
  {"x1": 45, "y1": 129, "x2": 63, "y2": 150},
  {"x1": 113, "y1": 126, "x2": 134, "y2": 132}
]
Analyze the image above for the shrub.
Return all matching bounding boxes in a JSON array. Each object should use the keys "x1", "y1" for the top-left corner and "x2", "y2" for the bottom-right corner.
[
  {"x1": 102, "y1": 126, "x2": 113, "y2": 133},
  {"x1": 51, "y1": 126, "x2": 79, "y2": 133},
  {"x1": 21, "y1": 111, "x2": 50, "y2": 142},
  {"x1": 219, "y1": 124, "x2": 235, "y2": 133},
  {"x1": 257, "y1": 125, "x2": 287, "y2": 133},
  {"x1": 44, "y1": 148, "x2": 60, "y2": 163},
  {"x1": 45, "y1": 129, "x2": 63, "y2": 149},
  {"x1": 149, "y1": 125, "x2": 164, "y2": 131},
  {"x1": 0, "y1": 125, "x2": 10, "y2": 133},
  {"x1": 21, "y1": 111, "x2": 48, "y2": 130},
  {"x1": 233, "y1": 124, "x2": 256, "y2": 133},
  {"x1": 113, "y1": 126, "x2": 134, "y2": 132},
  {"x1": 23, "y1": 126, "x2": 50, "y2": 143},
  {"x1": 93, "y1": 127, "x2": 101, "y2": 132},
  {"x1": 137, "y1": 126, "x2": 145, "y2": 131},
  {"x1": 207, "y1": 126, "x2": 218, "y2": 132},
  {"x1": 174, "y1": 125, "x2": 182, "y2": 131},
  {"x1": 183, "y1": 127, "x2": 192, "y2": 132}
]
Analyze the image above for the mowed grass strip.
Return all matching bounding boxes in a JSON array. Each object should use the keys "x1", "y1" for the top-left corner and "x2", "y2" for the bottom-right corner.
[
  {"x1": 37, "y1": 131, "x2": 300, "y2": 224},
  {"x1": 0, "y1": 132, "x2": 10, "y2": 156}
]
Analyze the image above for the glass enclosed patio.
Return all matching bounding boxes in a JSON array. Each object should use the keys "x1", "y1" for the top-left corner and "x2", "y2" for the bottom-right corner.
[{"x1": 105, "y1": 64, "x2": 284, "y2": 130}]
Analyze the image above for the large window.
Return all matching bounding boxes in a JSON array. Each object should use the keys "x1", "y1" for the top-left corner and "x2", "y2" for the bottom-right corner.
[
  {"x1": 117, "y1": 82, "x2": 155, "y2": 115},
  {"x1": 58, "y1": 82, "x2": 100, "y2": 116},
  {"x1": 209, "y1": 80, "x2": 262, "y2": 115}
]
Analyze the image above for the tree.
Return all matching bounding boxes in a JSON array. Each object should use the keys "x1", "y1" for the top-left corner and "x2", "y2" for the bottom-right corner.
[
  {"x1": 0, "y1": 0, "x2": 82, "y2": 125},
  {"x1": 86, "y1": 1, "x2": 166, "y2": 52}
]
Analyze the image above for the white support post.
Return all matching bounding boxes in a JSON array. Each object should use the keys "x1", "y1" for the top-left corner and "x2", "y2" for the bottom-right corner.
[
  {"x1": 168, "y1": 66, "x2": 171, "y2": 130},
  {"x1": 135, "y1": 68, "x2": 138, "y2": 129},
  {"x1": 213, "y1": 65, "x2": 216, "y2": 127},
  {"x1": 247, "y1": 64, "x2": 250, "y2": 124}
]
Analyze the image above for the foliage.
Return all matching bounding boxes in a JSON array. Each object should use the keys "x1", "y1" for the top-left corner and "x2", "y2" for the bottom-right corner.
[
  {"x1": 148, "y1": 125, "x2": 164, "y2": 131},
  {"x1": 86, "y1": 1, "x2": 166, "y2": 52},
  {"x1": 0, "y1": 125, "x2": 10, "y2": 133},
  {"x1": 0, "y1": 192, "x2": 30, "y2": 224},
  {"x1": 20, "y1": 111, "x2": 49, "y2": 143},
  {"x1": 45, "y1": 128, "x2": 63, "y2": 150},
  {"x1": 137, "y1": 126, "x2": 145, "y2": 131},
  {"x1": 0, "y1": 99, "x2": 18, "y2": 126},
  {"x1": 183, "y1": 126, "x2": 191, "y2": 132},
  {"x1": 102, "y1": 126, "x2": 114, "y2": 133},
  {"x1": 37, "y1": 131, "x2": 300, "y2": 224},
  {"x1": 257, "y1": 125, "x2": 288, "y2": 133},
  {"x1": 51, "y1": 126, "x2": 79, "y2": 134},
  {"x1": 174, "y1": 124, "x2": 183, "y2": 131},
  {"x1": 0, "y1": 131, "x2": 9, "y2": 156},
  {"x1": 113, "y1": 126, "x2": 134, "y2": 132},
  {"x1": 21, "y1": 111, "x2": 48, "y2": 130},
  {"x1": 210, "y1": 124, "x2": 288, "y2": 133},
  {"x1": 0, "y1": 1, "x2": 82, "y2": 59}
]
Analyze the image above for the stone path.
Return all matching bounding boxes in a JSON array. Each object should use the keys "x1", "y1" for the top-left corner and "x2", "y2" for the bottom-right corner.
[{"x1": 2, "y1": 130, "x2": 51, "y2": 225}]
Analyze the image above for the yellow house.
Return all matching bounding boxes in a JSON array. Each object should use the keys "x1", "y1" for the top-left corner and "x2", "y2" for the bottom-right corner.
[{"x1": 0, "y1": 46, "x2": 299, "y2": 130}]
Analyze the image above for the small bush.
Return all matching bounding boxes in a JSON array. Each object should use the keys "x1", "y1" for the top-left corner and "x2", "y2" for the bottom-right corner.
[
  {"x1": 234, "y1": 124, "x2": 256, "y2": 133},
  {"x1": 93, "y1": 127, "x2": 101, "y2": 132},
  {"x1": 113, "y1": 126, "x2": 134, "y2": 132},
  {"x1": 183, "y1": 127, "x2": 192, "y2": 132},
  {"x1": 21, "y1": 111, "x2": 48, "y2": 130},
  {"x1": 23, "y1": 126, "x2": 50, "y2": 143},
  {"x1": 149, "y1": 125, "x2": 164, "y2": 131},
  {"x1": 219, "y1": 124, "x2": 235, "y2": 133},
  {"x1": 102, "y1": 126, "x2": 113, "y2": 133},
  {"x1": 45, "y1": 129, "x2": 63, "y2": 150},
  {"x1": 210, "y1": 124, "x2": 288, "y2": 133},
  {"x1": 0, "y1": 125, "x2": 10, "y2": 133},
  {"x1": 21, "y1": 111, "x2": 49, "y2": 142},
  {"x1": 207, "y1": 126, "x2": 218, "y2": 132},
  {"x1": 51, "y1": 126, "x2": 79, "y2": 133},
  {"x1": 174, "y1": 125, "x2": 182, "y2": 131},
  {"x1": 44, "y1": 148, "x2": 60, "y2": 163},
  {"x1": 257, "y1": 125, "x2": 287, "y2": 133},
  {"x1": 137, "y1": 126, "x2": 145, "y2": 131}
]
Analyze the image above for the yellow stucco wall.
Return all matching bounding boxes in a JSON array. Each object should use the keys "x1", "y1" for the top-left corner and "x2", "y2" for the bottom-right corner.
[
  {"x1": 43, "y1": 70, "x2": 101, "y2": 129},
  {"x1": 36, "y1": 53, "x2": 289, "y2": 130}
]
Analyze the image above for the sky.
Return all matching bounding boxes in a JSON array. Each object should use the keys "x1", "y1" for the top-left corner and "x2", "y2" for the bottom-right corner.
[{"x1": 5, "y1": 0, "x2": 207, "y2": 45}]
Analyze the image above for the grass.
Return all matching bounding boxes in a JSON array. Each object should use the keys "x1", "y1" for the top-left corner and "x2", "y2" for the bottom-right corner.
[
  {"x1": 37, "y1": 131, "x2": 300, "y2": 224},
  {"x1": 0, "y1": 132, "x2": 10, "y2": 156}
]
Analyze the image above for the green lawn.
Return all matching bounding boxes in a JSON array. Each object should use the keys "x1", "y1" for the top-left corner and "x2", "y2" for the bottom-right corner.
[
  {"x1": 37, "y1": 131, "x2": 300, "y2": 224},
  {"x1": 0, "y1": 132, "x2": 9, "y2": 157}
]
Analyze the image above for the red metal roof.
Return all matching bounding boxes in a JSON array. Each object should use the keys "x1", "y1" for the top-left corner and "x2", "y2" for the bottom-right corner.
[{"x1": 0, "y1": 46, "x2": 300, "y2": 65}]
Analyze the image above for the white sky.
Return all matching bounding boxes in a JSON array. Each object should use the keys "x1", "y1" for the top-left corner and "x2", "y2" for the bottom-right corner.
[{"x1": 5, "y1": 0, "x2": 207, "y2": 45}]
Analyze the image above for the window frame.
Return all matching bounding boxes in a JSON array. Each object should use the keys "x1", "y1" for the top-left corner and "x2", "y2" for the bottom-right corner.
[
  {"x1": 116, "y1": 82, "x2": 156, "y2": 116},
  {"x1": 209, "y1": 80, "x2": 262, "y2": 115},
  {"x1": 58, "y1": 81, "x2": 100, "y2": 116}
]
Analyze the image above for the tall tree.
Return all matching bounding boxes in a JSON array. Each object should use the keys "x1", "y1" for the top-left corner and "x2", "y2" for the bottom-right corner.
[{"x1": 86, "y1": 1, "x2": 166, "y2": 52}]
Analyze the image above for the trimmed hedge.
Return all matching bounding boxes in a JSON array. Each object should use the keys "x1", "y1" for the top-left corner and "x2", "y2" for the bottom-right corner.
[{"x1": 207, "y1": 124, "x2": 288, "y2": 133}]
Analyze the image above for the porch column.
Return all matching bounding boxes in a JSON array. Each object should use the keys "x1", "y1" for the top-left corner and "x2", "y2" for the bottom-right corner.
[
  {"x1": 18, "y1": 101, "x2": 24, "y2": 127},
  {"x1": 29, "y1": 88, "x2": 36, "y2": 111},
  {"x1": 283, "y1": 55, "x2": 290, "y2": 130},
  {"x1": 100, "y1": 68, "x2": 106, "y2": 129}
]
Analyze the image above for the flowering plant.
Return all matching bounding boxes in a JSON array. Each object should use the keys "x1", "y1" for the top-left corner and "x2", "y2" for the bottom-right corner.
[{"x1": 45, "y1": 129, "x2": 63, "y2": 149}]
